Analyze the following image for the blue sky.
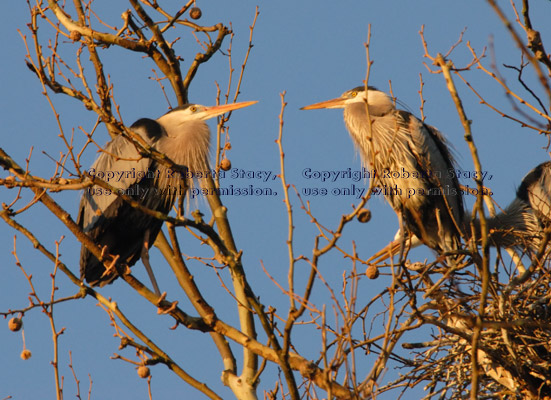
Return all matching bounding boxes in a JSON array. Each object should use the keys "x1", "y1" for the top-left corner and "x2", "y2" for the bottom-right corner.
[{"x1": 1, "y1": 1, "x2": 550, "y2": 398}]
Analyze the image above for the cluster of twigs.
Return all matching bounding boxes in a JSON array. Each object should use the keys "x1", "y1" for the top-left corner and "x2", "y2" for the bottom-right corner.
[{"x1": 391, "y1": 259, "x2": 551, "y2": 399}]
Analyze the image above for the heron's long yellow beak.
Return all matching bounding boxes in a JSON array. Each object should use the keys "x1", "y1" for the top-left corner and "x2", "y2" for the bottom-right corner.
[
  {"x1": 203, "y1": 101, "x2": 258, "y2": 119},
  {"x1": 300, "y1": 97, "x2": 347, "y2": 110}
]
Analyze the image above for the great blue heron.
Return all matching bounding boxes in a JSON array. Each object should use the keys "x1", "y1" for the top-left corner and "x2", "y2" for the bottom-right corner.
[
  {"x1": 78, "y1": 101, "x2": 256, "y2": 292},
  {"x1": 301, "y1": 86, "x2": 464, "y2": 255}
]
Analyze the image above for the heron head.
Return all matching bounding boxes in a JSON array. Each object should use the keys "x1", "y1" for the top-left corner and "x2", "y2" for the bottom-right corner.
[
  {"x1": 158, "y1": 101, "x2": 258, "y2": 128},
  {"x1": 301, "y1": 86, "x2": 393, "y2": 115},
  {"x1": 153, "y1": 100, "x2": 257, "y2": 169}
]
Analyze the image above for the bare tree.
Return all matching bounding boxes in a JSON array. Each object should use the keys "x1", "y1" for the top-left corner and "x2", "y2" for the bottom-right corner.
[{"x1": 2, "y1": 1, "x2": 551, "y2": 399}]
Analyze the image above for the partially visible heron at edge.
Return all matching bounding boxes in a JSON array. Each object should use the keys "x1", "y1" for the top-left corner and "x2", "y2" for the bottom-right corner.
[
  {"x1": 301, "y1": 86, "x2": 465, "y2": 257},
  {"x1": 78, "y1": 101, "x2": 257, "y2": 293},
  {"x1": 482, "y1": 161, "x2": 551, "y2": 272}
]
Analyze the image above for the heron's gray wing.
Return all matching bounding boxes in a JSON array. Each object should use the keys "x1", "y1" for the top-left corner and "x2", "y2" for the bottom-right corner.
[
  {"x1": 77, "y1": 119, "x2": 163, "y2": 232},
  {"x1": 77, "y1": 136, "x2": 151, "y2": 231},
  {"x1": 518, "y1": 161, "x2": 551, "y2": 225},
  {"x1": 406, "y1": 115, "x2": 464, "y2": 221},
  {"x1": 422, "y1": 123, "x2": 458, "y2": 167},
  {"x1": 396, "y1": 112, "x2": 464, "y2": 251}
]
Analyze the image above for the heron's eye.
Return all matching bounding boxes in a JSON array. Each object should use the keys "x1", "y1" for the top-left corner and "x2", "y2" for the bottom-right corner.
[
  {"x1": 189, "y1": 106, "x2": 197, "y2": 113},
  {"x1": 350, "y1": 91, "x2": 358, "y2": 98}
]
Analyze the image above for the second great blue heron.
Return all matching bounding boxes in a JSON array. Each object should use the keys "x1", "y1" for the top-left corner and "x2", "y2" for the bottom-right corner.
[
  {"x1": 486, "y1": 161, "x2": 551, "y2": 256},
  {"x1": 78, "y1": 101, "x2": 256, "y2": 292},
  {"x1": 301, "y1": 86, "x2": 464, "y2": 255}
]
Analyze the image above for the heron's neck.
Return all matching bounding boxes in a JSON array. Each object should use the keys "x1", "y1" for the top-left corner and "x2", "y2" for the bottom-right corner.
[
  {"x1": 343, "y1": 100, "x2": 401, "y2": 167},
  {"x1": 157, "y1": 120, "x2": 211, "y2": 173}
]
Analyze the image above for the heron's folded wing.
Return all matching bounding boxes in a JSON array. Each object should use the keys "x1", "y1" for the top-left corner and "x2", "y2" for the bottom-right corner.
[{"x1": 77, "y1": 134, "x2": 154, "y2": 232}]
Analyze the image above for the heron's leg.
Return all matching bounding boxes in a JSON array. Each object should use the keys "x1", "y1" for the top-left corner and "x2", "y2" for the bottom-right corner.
[
  {"x1": 397, "y1": 211, "x2": 407, "y2": 262},
  {"x1": 142, "y1": 230, "x2": 161, "y2": 296},
  {"x1": 505, "y1": 248, "x2": 526, "y2": 275},
  {"x1": 366, "y1": 231, "x2": 421, "y2": 265},
  {"x1": 367, "y1": 239, "x2": 400, "y2": 265}
]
